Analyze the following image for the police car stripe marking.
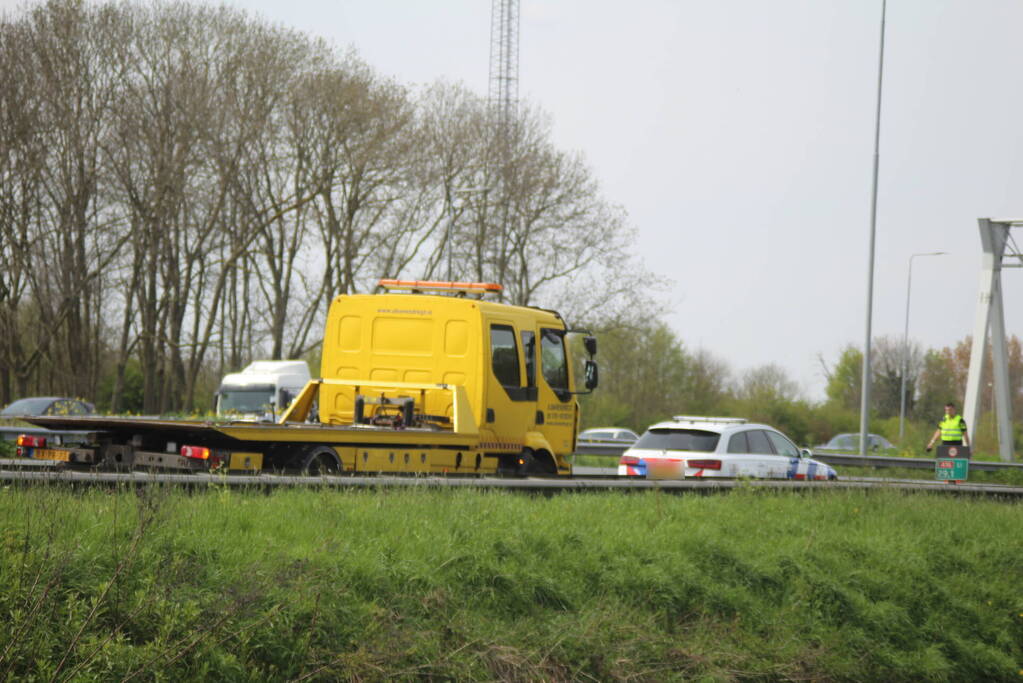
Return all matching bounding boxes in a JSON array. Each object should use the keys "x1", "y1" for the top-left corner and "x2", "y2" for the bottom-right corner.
[{"x1": 786, "y1": 457, "x2": 799, "y2": 479}]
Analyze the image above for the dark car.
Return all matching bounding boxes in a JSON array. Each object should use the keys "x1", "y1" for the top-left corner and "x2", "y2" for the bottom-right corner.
[{"x1": 1, "y1": 397, "x2": 95, "y2": 418}]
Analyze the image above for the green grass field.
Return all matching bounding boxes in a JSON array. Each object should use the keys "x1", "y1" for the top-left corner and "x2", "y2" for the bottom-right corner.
[{"x1": 0, "y1": 484, "x2": 1021, "y2": 680}]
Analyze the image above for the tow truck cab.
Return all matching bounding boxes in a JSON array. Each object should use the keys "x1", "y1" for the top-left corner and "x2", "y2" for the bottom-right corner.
[{"x1": 316, "y1": 280, "x2": 597, "y2": 473}]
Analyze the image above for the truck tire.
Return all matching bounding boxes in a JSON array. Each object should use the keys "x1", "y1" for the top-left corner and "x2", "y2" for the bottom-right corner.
[
  {"x1": 516, "y1": 448, "x2": 535, "y2": 476},
  {"x1": 532, "y1": 450, "x2": 558, "y2": 475},
  {"x1": 302, "y1": 446, "x2": 341, "y2": 475}
]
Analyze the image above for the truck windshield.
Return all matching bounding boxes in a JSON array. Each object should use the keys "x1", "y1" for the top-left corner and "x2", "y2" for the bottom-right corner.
[
  {"x1": 634, "y1": 429, "x2": 720, "y2": 452},
  {"x1": 219, "y1": 388, "x2": 274, "y2": 414}
]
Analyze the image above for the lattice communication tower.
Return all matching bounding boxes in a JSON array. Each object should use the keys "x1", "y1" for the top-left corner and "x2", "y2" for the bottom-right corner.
[{"x1": 488, "y1": 0, "x2": 519, "y2": 130}]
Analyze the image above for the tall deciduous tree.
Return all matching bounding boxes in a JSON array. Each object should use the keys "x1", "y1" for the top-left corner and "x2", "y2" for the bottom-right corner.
[
  {"x1": 0, "y1": 1, "x2": 654, "y2": 412},
  {"x1": 824, "y1": 345, "x2": 861, "y2": 412},
  {"x1": 917, "y1": 336, "x2": 1023, "y2": 423}
]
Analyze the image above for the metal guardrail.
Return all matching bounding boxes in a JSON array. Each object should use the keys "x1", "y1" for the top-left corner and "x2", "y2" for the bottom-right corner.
[
  {"x1": 811, "y1": 452, "x2": 1023, "y2": 472},
  {"x1": 573, "y1": 443, "x2": 1023, "y2": 472},
  {"x1": 0, "y1": 468, "x2": 1021, "y2": 497}
]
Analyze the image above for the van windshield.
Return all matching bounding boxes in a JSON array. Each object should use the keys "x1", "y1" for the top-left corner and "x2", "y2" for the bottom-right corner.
[
  {"x1": 219, "y1": 386, "x2": 274, "y2": 414},
  {"x1": 634, "y1": 428, "x2": 720, "y2": 452}
]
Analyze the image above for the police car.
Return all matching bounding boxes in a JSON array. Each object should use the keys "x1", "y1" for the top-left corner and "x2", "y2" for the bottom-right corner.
[{"x1": 618, "y1": 416, "x2": 838, "y2": 480}]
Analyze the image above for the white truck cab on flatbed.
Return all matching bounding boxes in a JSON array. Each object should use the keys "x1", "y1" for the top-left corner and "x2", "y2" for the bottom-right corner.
[{"x1": 216, "y1": 360, "x2": 311, "y2": 421}]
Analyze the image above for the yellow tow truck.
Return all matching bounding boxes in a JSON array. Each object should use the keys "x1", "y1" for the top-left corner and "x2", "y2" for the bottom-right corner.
[{"x1": 18, "y1": 280, "x2": 598, "y2": 476}]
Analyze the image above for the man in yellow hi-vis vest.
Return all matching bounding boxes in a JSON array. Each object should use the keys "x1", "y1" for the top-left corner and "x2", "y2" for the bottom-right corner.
[{"x1": 926, "y1": 402, "x2": 969, "y2": 452}]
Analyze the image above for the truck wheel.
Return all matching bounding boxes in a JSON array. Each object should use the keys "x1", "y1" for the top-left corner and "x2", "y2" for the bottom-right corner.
[
  {"x1": 532, "y1": 450, "x2": 558, "y2": 475},
  {"x1": 516, "y1": 448, "x2": 535, "y2": 476},
  {"x1": 302, "y1": 446, "x2": 340, "y2": 475}
]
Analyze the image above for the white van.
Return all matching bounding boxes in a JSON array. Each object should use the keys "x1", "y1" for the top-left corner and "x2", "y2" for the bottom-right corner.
[{"x1": 215, "y1": 360, "x2": 311, "y2": 421}]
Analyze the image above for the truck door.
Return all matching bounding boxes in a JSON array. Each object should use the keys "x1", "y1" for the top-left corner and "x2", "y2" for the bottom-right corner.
[
  {"x1": 536, "y1": 327, "x2": 576, "y2": 456},
  {"x1": 483, "y1": 322, "x2": 535, "y2": 454}
]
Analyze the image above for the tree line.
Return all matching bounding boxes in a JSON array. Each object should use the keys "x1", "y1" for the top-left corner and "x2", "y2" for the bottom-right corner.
[
  {"x1": 0, "y1": 0, "x2": 649, "y2": 412},
  {"x1": 582, "y1": 324, "x2": 1023, "y2": 454}
]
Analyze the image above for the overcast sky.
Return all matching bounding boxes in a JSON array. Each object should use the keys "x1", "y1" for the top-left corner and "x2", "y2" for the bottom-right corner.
[{"x1": 5, "y1": 0, "x2": 1022, "y2": 400}]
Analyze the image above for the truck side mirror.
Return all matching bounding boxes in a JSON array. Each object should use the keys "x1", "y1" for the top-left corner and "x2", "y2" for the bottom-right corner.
[
  {"x1": 584, "y1": 336, "x2": 597, "y2": 357},
  {"x1": 278, "y1": 388, "x2": 292, "y2": 407},
  {"x1": 584, "y1": 360, "x2": 598, "y2": 390}
]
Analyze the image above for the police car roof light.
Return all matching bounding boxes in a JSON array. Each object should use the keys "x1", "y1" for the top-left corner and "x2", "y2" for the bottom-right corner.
[{"x1": 671, "y1": 416, "x2": 748, "y2": 424}]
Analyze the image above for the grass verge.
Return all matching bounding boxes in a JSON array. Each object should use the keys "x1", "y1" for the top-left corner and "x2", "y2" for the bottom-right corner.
[{"x1": 0, "y1": 484, "x2": 1021, "y2": 680}]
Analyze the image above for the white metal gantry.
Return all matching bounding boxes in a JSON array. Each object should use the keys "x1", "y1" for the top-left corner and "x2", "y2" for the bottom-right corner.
[{"x1": 963, "y1": 218, "x2": 1023, "y2": 462}]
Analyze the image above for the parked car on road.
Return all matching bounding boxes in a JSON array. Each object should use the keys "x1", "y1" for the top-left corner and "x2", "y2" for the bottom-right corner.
[
  {"x1": 816, "y1": 433, "x2": 895, "y2": 453},
  {"x1": 619, "y1": 416, "x2": 837, "y2": 480},
  {"x1": 1, "y1": 397, "x2": 95, "y2": 418},
  {"x1": 577, "y1": 427, "x2": 640, "y2": 446}
]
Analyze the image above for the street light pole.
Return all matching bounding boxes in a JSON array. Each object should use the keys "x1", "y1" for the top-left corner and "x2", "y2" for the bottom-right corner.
[
  {"x1": 859, "y1": 0, "x2": 887, "y2": 457},
  {"x1": 898, "y1": 251, "x2": 946, "y2": 440}
]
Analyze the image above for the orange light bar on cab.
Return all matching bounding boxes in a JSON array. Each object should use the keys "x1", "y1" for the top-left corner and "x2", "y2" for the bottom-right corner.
[{"x1": 378, "y1": 279, "x2": 502, "y2": 293}]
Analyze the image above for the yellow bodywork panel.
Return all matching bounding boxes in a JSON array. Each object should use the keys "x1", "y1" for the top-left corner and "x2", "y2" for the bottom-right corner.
[
  {"x1": 228, "y1": 451, "x2": 263, "y2": 472},
  {"x1": 344, "y1": 447, "x2": 495, "y2": 474},
  {"x1": 320, "y1": 293, "x2": 491, "y2": 427},
  {"x1": 278, "y1": 380, "x2": 319, "y2": 423}
]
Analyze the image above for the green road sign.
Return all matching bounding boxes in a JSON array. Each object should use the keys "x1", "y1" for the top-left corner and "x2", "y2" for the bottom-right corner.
[{"x1": 935, "y1": 458, "x2": 969, "y2": 481}]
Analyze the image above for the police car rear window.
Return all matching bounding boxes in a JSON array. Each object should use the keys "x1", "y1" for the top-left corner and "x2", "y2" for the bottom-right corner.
[{"x1": 634, "y1": 429, "x2": 720, "y2": 452}]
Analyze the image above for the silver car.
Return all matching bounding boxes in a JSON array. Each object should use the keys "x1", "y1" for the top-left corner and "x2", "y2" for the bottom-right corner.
[
  {"x1": 577, "y1": 427, "x2": 640, "y2": 446},
  {"x1": 816, "y1": 433, "x2": 895, "y2": 453}
]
